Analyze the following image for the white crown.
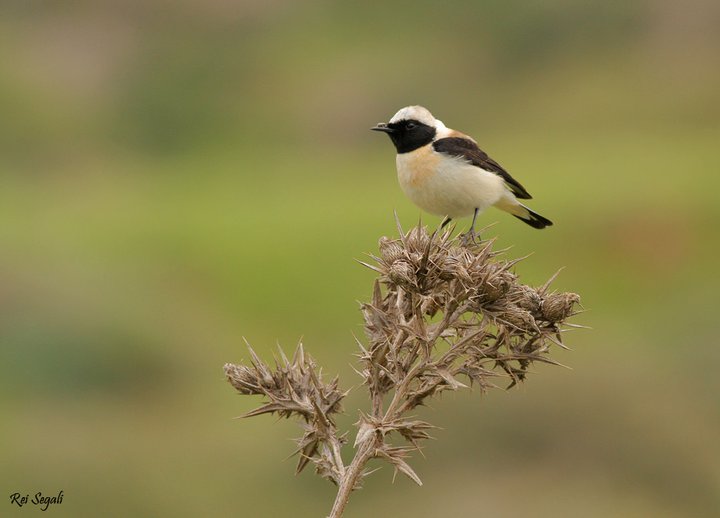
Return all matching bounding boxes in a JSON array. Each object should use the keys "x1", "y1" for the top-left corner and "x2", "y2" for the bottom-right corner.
[{"x1": 389, "y1": 105, "x2": 438, "y2": 127}]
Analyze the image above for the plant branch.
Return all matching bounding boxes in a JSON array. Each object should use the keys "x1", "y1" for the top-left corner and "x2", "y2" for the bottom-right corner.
[
  {"x1": 328, "y1": 436, "x2": 378, "y2": 518},
  {"x1": 224, "y1": 222, "x2": 581, "y2": 518}
]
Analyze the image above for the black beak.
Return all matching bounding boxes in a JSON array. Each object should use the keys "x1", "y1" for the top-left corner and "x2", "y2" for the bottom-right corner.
[{"x1": 371, "y1": 122, "x2": 396, "y2": 134}]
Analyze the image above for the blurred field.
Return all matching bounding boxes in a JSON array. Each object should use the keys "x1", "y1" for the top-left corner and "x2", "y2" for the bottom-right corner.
[{"x1": 2, "y1": 1, "x2": 719, "y2": 517}]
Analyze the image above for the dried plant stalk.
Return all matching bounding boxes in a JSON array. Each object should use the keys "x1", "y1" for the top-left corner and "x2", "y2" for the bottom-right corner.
[{"x1": 224, "y1": 221, "x2": 581, "y2": 518}]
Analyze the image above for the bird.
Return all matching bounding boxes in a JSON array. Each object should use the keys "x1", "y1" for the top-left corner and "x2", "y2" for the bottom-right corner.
[{"x1": 371, "y1": 105, "x2": 552, "y2": 238}]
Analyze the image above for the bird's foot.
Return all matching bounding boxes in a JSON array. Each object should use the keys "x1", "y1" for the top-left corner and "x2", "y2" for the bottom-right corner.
[{"x1": 460, "y1": 230, "x2": 481, "y2": 247}]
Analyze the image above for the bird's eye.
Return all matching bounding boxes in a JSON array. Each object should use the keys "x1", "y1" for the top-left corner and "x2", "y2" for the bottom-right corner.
[{"x1": 405, "y1": 122, "x2": 416, "y2": 130}]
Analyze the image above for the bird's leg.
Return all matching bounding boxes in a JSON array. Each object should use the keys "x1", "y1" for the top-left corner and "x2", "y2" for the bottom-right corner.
[
  {"x1": 440, "y1": 216, "x2": 452, "y2": 229},
  {"x1": 470, "y1": 208, "x2": 480, "y2": 238},
  {"x1": 462, "y1": 208, "x2": 480, "y2": 245}
]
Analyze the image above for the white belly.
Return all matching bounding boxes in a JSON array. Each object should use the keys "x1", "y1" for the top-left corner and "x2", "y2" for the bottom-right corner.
[{"x1": 396, "y1": 148, "x2": 506, "y2": 218}]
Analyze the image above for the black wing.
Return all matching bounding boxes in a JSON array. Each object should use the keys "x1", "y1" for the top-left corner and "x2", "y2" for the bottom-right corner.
[{"x1": 432, "y1": 137, "x2": 532, "y2": 199}]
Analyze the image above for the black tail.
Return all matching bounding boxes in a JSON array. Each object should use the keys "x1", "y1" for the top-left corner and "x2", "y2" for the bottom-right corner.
[{"x1": 513, "y1": 206, "x2": 553, "y2": 229}]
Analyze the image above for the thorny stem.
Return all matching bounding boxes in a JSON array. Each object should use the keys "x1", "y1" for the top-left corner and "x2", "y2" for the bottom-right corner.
[
  {"x1": 329, "y1": 355, "x2": 435, "y2": 515},
  {"x1": 328, "y1": 438, "x2": 377, "y2": 518},
  {"x1": 328, "y1": 435, "x2": 346, "y2": 480},
  {"x1": 328, "y1": 352, "x2": 436, "y2": 516},
  {"x1": 383, "y1": 359, "x2": 428, "y2": 420}
]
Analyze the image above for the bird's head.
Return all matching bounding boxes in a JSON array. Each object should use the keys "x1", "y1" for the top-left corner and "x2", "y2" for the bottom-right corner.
[{"x1": 372, "y1": 105, "x2": 443, "y2": 154}]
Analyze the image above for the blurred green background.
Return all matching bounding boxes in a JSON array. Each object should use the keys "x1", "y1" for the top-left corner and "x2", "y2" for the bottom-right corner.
[{"x1": 2, "y1": 1, "x2": 719, "y2": 516}]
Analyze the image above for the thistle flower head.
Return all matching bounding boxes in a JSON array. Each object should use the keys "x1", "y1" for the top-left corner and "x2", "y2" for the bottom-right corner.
[
  {"x1": 360, "y1": 224, "x2": 580, "y2": 404},
  {"x1": 224, "y1": 343, "x2": 344, "y2": 421}
]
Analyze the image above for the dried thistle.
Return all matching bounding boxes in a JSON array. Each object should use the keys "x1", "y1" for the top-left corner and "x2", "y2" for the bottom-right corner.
[{"x1": 224, "y1": 220, "x2": 581, "y2": 517}]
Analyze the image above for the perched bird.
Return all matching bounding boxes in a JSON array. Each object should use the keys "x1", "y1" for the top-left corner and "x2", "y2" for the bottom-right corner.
[{"x1": 372, "y1": 105, "x2": 552, "y2": 237}]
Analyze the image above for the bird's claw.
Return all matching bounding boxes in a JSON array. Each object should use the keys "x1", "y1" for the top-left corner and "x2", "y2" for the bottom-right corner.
[{"x1": 460, "y1": 230, "x2": 481, "y2": 247}]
